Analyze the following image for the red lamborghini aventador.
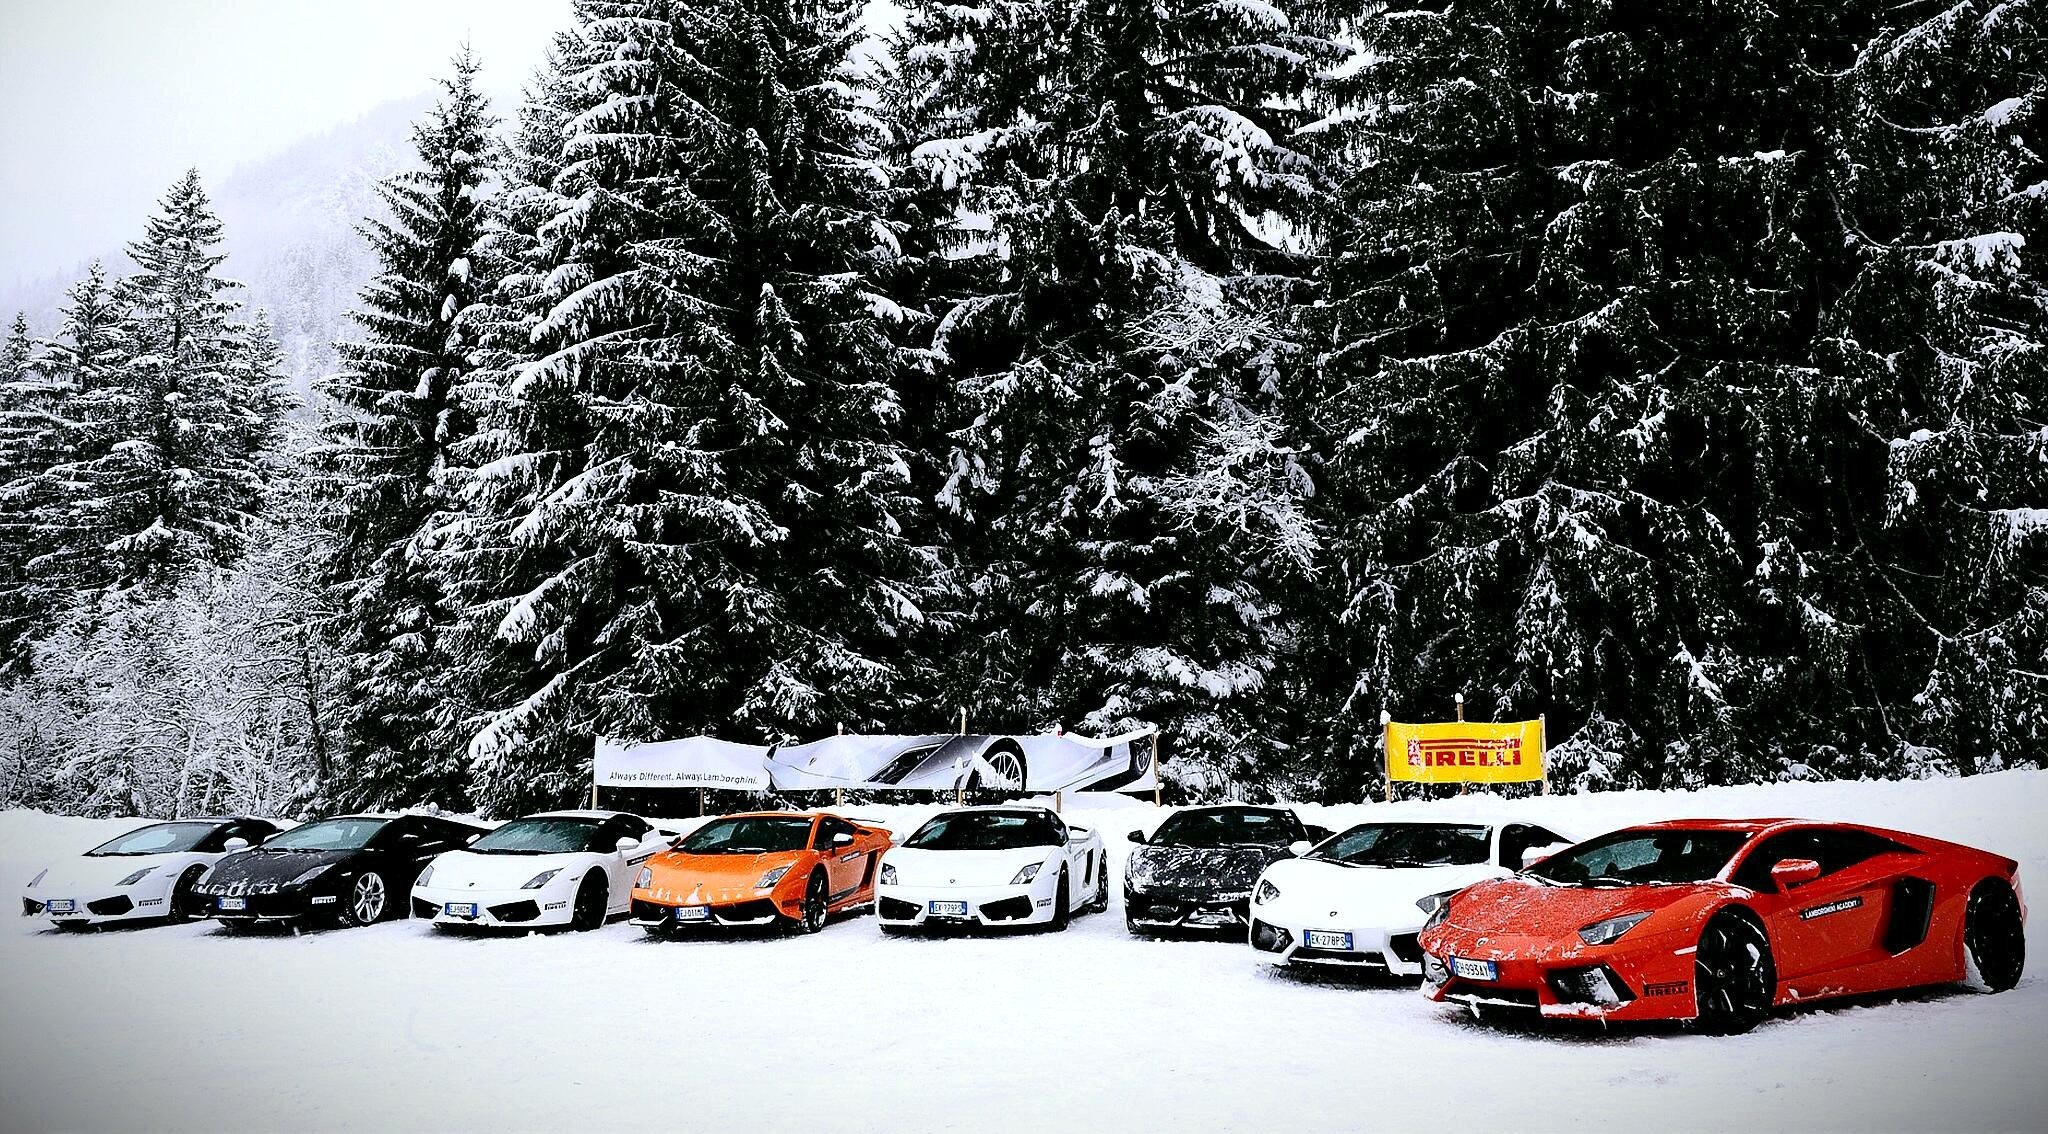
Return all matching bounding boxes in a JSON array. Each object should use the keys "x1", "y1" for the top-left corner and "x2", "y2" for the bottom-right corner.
[{"x1": 1416, "y1": 819, "x2": 2026, "y2": 1033}]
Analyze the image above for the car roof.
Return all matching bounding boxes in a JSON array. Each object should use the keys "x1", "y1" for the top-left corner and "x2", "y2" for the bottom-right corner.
[
  {"x1": 941, "y1": 804, "x2": 1055, "y2": 815},
  {"x1": 1628, "y1": 818, "x2": 1811, "y2": 834},
  {"x1": 528, "y1": 810, "x2": 630, "y2": 821}
]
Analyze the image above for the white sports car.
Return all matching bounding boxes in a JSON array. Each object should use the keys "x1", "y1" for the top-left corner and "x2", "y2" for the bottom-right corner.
[
  {"x1": 411, "y1": 810, "x2": 677, "y2": 931},
  {"x1": 1249, "y1": 818, "x2": 1573, "y2": 976},
  {"x1": 21, "y1": 817, "x2": 282, "y2": 928},
  {"x1": 876, "y1": 806, "x2": 1109, "y2": 931}
]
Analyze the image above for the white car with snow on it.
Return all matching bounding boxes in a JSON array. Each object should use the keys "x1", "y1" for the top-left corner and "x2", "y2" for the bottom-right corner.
[
  {"x1": 876, "y1": 806, "x2": 1109, "y2": 932},
  {"x1": 1249, "y1": 818, "x2": 1574, "y2": 975},
  {"x1": 22, "y1": 817, "x2": 282, "y2": 929},
  {"x1": 411, "y1": 810, "x2": 678, "y2": 932}
]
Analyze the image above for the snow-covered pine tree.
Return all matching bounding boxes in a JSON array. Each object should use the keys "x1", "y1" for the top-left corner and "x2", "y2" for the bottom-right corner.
[
  {"x1": 316, "y1": 52, "x2": 498, "y2": 810},
  {"x1": 445, "y1": 0, "x2": 925, "y2": 812},
  {"x1": 0, "y1": 312, "x2": 64, "y2": 661},
  {"x1": 896, "y1": 0, "x2": 1341, "y2": 793}
]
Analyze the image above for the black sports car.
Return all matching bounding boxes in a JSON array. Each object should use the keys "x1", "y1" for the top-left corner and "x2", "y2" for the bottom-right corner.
[
  {"x1": 195, "y1": 813, "x2": 486, "y2": 931},
  {"x1": 1124, "y1": 806, "x2": 1331, "y2": 934}
]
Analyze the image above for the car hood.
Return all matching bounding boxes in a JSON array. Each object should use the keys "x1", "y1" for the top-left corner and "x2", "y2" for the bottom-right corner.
[
  {"x1": 1443, "y1": 875, "x2": 1726, "y2": 936},
  {"x1": 1258, "y1": 858, "x2": 1504, "y2": 923},
  {"x1": 884, "y1": 847, "x2": 1049, "y2": 888},
  {"x1": 643, "y1": 848, "x2": 808, "y2": 895},
  {"x1": 425, "y1": 849, "x2": 578, "y2": 890},
  {"x1": 1127, "y1": 844, "x2": 1289, "y2": 895},
  {"x1": 35, "y1": 853, "x2": 188, "y2": 893},
  {"x1": 204, "y1": 847, "x2": 355, "y2": 889}
]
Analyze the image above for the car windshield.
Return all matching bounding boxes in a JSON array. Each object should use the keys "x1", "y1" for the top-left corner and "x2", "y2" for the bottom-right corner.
[
  {"x1": 85, "y1": 821, "x2": 219, "y2": 856},
  {"x1": 904, "y1": 811, "x2": 1060, "y2": 851},
  {"x1": 1526, "y1": 828, "x2": 1750, "y2": 887},
  {"x1": 470, "y1": 817, "x2": 602, "y2": 854},
  {"x1": 1310, "y1": 823, "x2": 1491, "y2": 867},
  {"x1": 1151, "y1": 809, "x2": 1297, "y2": 848},
  {"x1": 679, "y1": 816, "x2": 813, "y2": 854},
  {"x1": 261, "y1": 818, "x2": 388, "y2": 852}
]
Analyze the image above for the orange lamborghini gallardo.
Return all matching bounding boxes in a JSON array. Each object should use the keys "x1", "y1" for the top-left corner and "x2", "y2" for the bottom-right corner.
[{"x1": 630, "y1": 811, "x2": 892, "y2": 935}]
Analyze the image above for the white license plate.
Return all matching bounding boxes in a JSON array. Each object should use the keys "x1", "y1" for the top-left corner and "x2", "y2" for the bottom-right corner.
[
  {"x1": 1305, "y1": 929, "x2": 1353, "y2": 951},
  {"x1": 217, "y1": 897, "x2": 246, "y2": 912},
  {"x1": 444, "y1": 902, "x2": 478, "y2": 919},
  {"x1": 47, "y1": 899, "x2": 76, "y2": 914},
  {"x1": 928, "y1": 900, "x2": 970, "y2": 917},
  {"x1": 1451, "y1": 956, "x2": 1498, "y2": 981},
  {"x1": 673, "y1": 905, "x2": 711, "y2": 922}
]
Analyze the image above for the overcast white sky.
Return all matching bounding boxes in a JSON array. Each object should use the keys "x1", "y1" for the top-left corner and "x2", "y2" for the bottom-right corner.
[{"x1": 0, "y1": 0, "x2": 570, "y2": 285}]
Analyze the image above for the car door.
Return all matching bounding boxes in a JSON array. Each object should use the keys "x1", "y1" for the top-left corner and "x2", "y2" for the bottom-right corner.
[
  {"x1": 603, "y1": 816, "x2": 657, "y2": 905},
  {"x1": 814, "y1": 817, "x2": 867, "y2": 899},
  {"x1": 1734, "y1": 827, "x2": 1897, "y2": 982}
]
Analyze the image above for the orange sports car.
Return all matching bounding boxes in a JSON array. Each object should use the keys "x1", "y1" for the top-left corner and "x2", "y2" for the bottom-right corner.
[{"x1": 630, "y1": 811, "x2": 892, "y2": 935}]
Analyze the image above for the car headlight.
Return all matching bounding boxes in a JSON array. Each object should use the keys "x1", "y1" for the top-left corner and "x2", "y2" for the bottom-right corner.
[
  {"x1": 879, "y1": 863, "x2": 897, "y2": 886},
  {"x1": 1010, "y1": 862, "x2": 1042, "y2": 886},
  {"x1": 1255, "y1": 878, "x2": 1280, "y2": 904},
  {"x1": 635, "y1": 866, "x2": 653, "y2": 889},
  {"x1": 416, "y1": 864, "x2": 435, "y2": 887},
  {"x1": 288, "y1": 865, "x2": 331, "y2": 888},
  {"x1": 27, "y1": 869, "x2": 47, "y2": 889},
  {"x1": 1415, "y1": 888, "x2": 1462, "y2": 927},
  {"x1": 1578, "y1": 911, "x2": 1651, "y2": 946},
  {"x1": 757, "y1": 866, "x2": 791, "y2": 890},
  {"x1": 117, "y1": 867, "x2": 157, "y2": 887},
  {"x1": 521, "y1": 869, "x2": 562, "y2": 890}
]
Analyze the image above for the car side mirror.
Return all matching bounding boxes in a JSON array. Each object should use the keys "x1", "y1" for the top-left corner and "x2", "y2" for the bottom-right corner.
[
  {"x1": 1127, "y1": 830, "x2": 1146, "y2": 845},
  {"x1": 1288, "y1": 840, "x2": 1312, "y2": 857},
  {"x1": 832, "y1": 832, "x2": 855, "y2": 848},
  {"x1": 464, "y1": 833, "x2": 481, "y2": 845},
  {"x1": 616, "y1": 837, "x2": 638, "y2": 853},
  {"x1": 1771, "y1": 857, "x2": 1823, "y2": 889},
  {"x1": 223, "y1": 837, "x2": 250, "y2": 852},
  {"x1": 1521, "y1": 843, "x2": 1571, "y2": 870},
  {"x1": 1306, "y1": 826, "x2": 1333, "y2": 843}
]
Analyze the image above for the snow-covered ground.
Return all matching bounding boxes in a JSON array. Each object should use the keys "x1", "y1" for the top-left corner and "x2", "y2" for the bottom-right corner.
[{"x1": 3, "y1": 773, "x2": 2044, "y2": 1133}]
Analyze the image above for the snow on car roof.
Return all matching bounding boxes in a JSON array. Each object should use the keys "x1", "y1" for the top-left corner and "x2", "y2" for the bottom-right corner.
[{"x1": 530, "y1": 809, "x2": 630, "y2": 820}]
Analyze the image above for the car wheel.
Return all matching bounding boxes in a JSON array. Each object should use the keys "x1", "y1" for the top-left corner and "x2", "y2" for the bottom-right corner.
[
  {"x1": 797, "y1": 870, "x2": 829, "y2": 934},
  {"x1": 1049, "y1": 869, "x2": 1071, "y2": 931},
  {"x1": 168, "y1": 866, "x2": 207, "y2": 921},
  {"x1": 1693, "y1": 909, "x2": 1774, "y2": 1035},
  {"x1": 570, "y1": 871, "x2": 608, "y2": 932},
  {"x1": 1964, "y1": 879, "x2": 2025, "y2": 993},
  {"x1": 1089, "y1": 857, "x2": 1110, "y2": 914},
  {"x1": 342, "y1": 872, "x2": 389, "y2": 927},
  {"x1": 220, "y1": 919, "x2": 259, "y2": 937}
]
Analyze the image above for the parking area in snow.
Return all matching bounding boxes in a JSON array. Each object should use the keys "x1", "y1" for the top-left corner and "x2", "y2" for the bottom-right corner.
[{"x1": 3, "y1": 772, "x2": 2044, "y2": 1133}]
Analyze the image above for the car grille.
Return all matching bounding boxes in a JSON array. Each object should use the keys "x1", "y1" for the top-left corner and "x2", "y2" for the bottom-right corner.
[
  {"x1": 23, "y1": 898, "x2": 44, "y2": 916},
  {"x1": 412, "y1": 898, "x2": 440, "y2": 920},
  {"x1": 489, "y1": 901, "x2": 540, "y2": 923},
  {"x1": 981, "y1": 895, "x2": 1033, "y2": 921},
  {"x1": 1387, "y1": 934, "x2": 1424, "y2": 964},
  {"x1": 1548, "y1": 965, "x2": 1636, "y2": 1005},
  {"x1": 1250, "y1": 920, "x2": 1293, "y2": 953},
  {"x1": 88, "y1": 896, "x2": 134, "y2": 916},
  {"x1": 879, "y1": 897, "x2": 921, "y2": 921},
  {"x1": 1293, "y1": 947, "x2": 1388, "y2": 966},
  {"x1": 631, "y1": 899, "x2": 669, "y2": 922},
  {"x1": 715, "y1": 900, "x2": 779, "y2": 923}
]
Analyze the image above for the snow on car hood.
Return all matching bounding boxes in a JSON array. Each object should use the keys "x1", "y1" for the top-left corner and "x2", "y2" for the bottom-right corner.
[
  {"x1": 884, "y1": 847, "x2": 1051, "y2": 888},
  {"x1": 203, "y1": 847, "x2": 351, "y2": 889},
  {"x1": 425, "y1": 850, "x2": 577, "y2": 890},
  {"x1": 1258, "y1": 858, "x2": 1504, "y2": 927},
  {"x1": 1126, "y1": 844, "x2": 1289, "y2": 896},
  {"x1": 33, "y1": 853, "x2": 185, "y2": 893},
  {"x1": 1442, "y1": 875, "x2": 1725, "y2": 935}
]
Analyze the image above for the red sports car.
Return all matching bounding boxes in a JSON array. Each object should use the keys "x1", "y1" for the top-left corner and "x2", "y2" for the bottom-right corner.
[{"x1": 1416, "y1": 818, "x2": 2026, "y2": 1033}]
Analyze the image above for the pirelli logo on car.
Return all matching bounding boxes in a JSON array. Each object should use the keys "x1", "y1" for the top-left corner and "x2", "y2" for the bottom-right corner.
[
  {"x1": 1800, "y1": 897, "x2": 1863, "y2": 920},
  {"x1": 1643, "y1": 980, "x2": 1689, "y2": 997}
]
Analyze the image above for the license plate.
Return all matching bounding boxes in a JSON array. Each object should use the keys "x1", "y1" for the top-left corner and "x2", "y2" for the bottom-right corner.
[
  {"x1": 1451, "y1": 956, "x2": 1498, "y2": 981},
  {"x1": 217, "y1": 897, "x2": 246, "y2": 912},
  {"x1": 47, "y1": 899, "x2": 76, "y2": 914},
  {"x1": 1305, "y1": 929, "x2": 1353, "y2": 951},
  {"x1": 673, "y1": 905, "x2": 710, "y2": 922},
  {"x1": 928, "y1": 900, "x2": 970, "y2": 917},
  {"x1": 444, "y1": 902, "x2": 478, "y2": 919}
]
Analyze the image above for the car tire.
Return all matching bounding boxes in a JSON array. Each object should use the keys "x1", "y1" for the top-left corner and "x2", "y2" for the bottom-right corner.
[
  {"x1": 880, "y1": 924, "x2": 913, "y2": 937},
  {"x1": 1088, "y1": 857, "x2": 1110, "y2": 914},
  {"x1": 1049, "y1": 869, "x2": 1071, "y2": 932},
  {"x1": 168, "y1": 865, "x2": 207, "y2": 922},
  {"x1": 220, "y1": 920, "x2": 259, "y2": 937},
  {"x1": 340, "y1": 872, "x2": 389, "y2": 927},
  {"x1": 570, "y1": 871, "x2": 608, "y2": 932},
  {"x1": 796, "y1": 870, "x2": 829, "y2": 934},
  {"x1": 1692, "y1": 909, "x2": 1775, "y2": 1035},
  {"x1": 1964, "y1": 879, "x2": 2025, "y2": 993}
]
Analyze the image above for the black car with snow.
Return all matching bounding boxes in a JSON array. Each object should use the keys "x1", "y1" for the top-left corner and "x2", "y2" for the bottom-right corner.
[
  {"x1": 1124, "y1": 806, "x2": 1330, "y2": 934},
  {"x1": 194, "y1": 814, "x2": 486, "y2": 931}
]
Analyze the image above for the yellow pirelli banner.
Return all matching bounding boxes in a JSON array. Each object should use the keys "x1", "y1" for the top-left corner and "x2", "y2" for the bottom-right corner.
[{"x1": 1385, "y1": 718, "x2": 1546, "y2": 785}]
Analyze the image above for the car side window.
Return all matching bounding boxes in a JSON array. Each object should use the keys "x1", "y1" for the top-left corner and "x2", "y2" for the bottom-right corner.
[
  {"x1": 1733, "y1": 831, "x2": 1826, "y2": 892},
  {"x1": 815, "y1": 817, "x2": 854, "y2": 849},
  {"x1": 1820, "y1": 829, "x2": 1916, "y2": 874},
  {"x1": 619, "y1": 815, "x2": 651, "y2": 839},
  {"x1": 1527, "y1": 826, "x2": 1567, "y2": 848},
  {"x1": 1497, "y1": 824, "x2": 1529, "y2": 868}
]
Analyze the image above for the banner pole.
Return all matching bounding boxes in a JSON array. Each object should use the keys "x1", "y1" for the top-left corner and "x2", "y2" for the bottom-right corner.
[
  {"x1": 698, "y1": 786, "x2": 706, "y2": 817},
  {"x1": 1380, "y1": 710, "x2": 1394, "y2": 804},
  {"x1": 1152, "y1": 731, "x2": 1162, "y2": 808},
  {"x1": 1539, "y1": 713, "x2": 1550, "y2": 796}
]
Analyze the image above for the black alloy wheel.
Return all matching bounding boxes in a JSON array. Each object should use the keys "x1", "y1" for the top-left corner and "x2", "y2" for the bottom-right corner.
[{"x1": 1693, "y1": 910, "x2": 1775, "y2": 1035}]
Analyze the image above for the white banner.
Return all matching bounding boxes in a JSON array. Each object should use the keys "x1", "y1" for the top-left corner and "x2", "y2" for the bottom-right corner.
[{"x1": 593, "y1": 735, "x2": 772, "y2": 790}]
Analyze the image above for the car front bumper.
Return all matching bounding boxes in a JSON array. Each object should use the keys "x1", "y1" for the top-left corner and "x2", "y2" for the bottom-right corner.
[
  {"x1": 1245, "y1": 913, "x2": 1428, "y2": 975},
  {"x1": 629, "y1": 893, "x2": 795, "y2": 930},
  {"x1": 1124, "y1": 889, "x2": 1252, "y2": 932},
  {"x1": 196, "y1": 889, "x2": 335, "y2": 923},
  {"x1": 412, "y1": 883, "x2": 572, "y2": 928},
  {"x1": 876, "y1": 881, "x2": 1053, "y2": 928},
  {"x1": 25, "y1": 887, "x2": 176, "y2": 926},
  {"x1": 1417, "y1": 922, "x2": 1702, "y2": 1021}
]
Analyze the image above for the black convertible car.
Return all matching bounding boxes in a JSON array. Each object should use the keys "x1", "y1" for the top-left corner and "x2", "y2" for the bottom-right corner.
[
  {"x1": 1124, "y1": 806, "x2": 1331, "y2": 934},
  {"x1": 195, "y1": 813, "x2": 486, "y2": 931}
]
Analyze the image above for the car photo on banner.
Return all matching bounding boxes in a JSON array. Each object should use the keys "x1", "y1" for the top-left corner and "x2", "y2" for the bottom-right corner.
[
  {"x1": 1124, "y1": 806, "x2": 1332, "y2": 935},
  {"x1": 1248, "y1": 819, "x2": 1573, "y2": 976},
  {"x1": 412, "y1": 811, "x2": 677, "y2": 932},
  {"x1": 876, "y1": 806, "x2": 1108, "y2": 933},
  {"x1": 631, "y1": 811, "x2": 892, "y2": 935},
  {"x1": 194, "y1": 813, "x2": 487, "y2": 932},
  {"x1": 22, "y1": 817, "x2": 281, "y2": 929},
  {"x1": 1417, "y1": 819, "x2": 2027, "y2": 1032}
]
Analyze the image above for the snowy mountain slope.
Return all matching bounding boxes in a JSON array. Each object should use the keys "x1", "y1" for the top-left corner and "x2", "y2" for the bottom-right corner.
[{"x1": 1, "y1": 770, "x2": 2042, "y2": 1133}]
